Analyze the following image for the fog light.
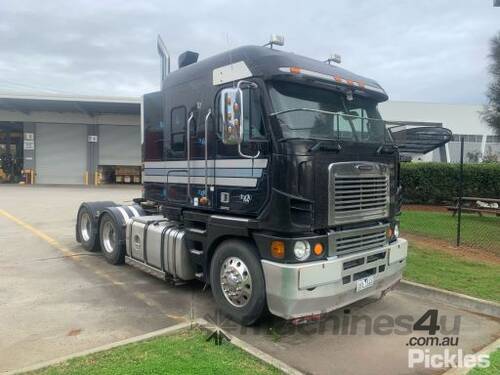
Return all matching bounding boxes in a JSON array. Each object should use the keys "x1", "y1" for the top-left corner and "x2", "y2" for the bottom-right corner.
[
  {"x1": 394, "y1": 224, "x2": 400, "y2": 238},
  {"x1": 271, "y1": 241, "x2": 285, "y2": 259},
  {"x1": 293, "y1": 241, "x2": 310, "y2": 261}
]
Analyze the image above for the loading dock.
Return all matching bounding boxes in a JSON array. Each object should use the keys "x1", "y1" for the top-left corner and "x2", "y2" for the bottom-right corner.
[
  {"x1": 0, "y1": 122, "x2": 23, "y2": 183},
  {"x1": 0, "y1": 93, "x2": 141, "y2": 185}
]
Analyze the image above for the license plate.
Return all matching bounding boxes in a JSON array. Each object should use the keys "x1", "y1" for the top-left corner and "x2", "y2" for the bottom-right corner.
[{"x1": 356, "y1": 275, "x2": 375, "y2": 292}]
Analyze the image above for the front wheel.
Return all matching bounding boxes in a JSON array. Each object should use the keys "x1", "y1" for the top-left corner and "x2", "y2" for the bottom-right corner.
[{"x1": 210, "y1": 240, "x2": 267, "y2": 326}]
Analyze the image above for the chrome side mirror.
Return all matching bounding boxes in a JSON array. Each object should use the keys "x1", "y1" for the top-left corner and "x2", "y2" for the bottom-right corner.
[{"x1": 220, "y1": 87, "x2": 244, "y2": 145}]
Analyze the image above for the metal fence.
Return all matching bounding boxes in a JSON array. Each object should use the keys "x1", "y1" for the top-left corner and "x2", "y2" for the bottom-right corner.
[
  {"x1": 453, "y1": 137, "x2": 500, "y2": 254},
  {"x1": 402, "y1": 137, "x2": 500, "y2": 257}
]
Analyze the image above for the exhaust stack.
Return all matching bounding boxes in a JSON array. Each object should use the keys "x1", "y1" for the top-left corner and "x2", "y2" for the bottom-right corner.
[{"x1": 157, "y1": 35, "x2": 170, "y2": 81}]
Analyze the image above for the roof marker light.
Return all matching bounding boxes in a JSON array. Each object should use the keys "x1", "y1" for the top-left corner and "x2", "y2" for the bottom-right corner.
[{"x1": 278, "y1": 67, "x2": 385, "y2": 95}]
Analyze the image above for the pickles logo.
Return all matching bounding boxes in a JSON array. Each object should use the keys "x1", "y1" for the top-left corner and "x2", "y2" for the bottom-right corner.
[{"x1": 408, "y1": 349, "x2": 490, "y2": 369}]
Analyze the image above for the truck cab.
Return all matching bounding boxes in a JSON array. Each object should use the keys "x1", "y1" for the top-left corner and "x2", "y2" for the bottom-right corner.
[{"x1": 77, "y1": 43, "x2": 410, "y2": 325}]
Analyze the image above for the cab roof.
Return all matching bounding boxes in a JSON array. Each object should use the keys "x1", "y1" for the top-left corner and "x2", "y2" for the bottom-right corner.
[{"x1": 164, "y1": 45, "x2": 388, "y2": 101}]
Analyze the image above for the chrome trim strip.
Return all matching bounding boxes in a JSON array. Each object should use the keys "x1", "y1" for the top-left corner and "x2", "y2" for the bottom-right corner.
[
  {"x1": 144, "y1": 168, "x2": 263, "y2": 178},
  {"x1": 143, "y1": 175, "x2": 258, "y2": 187},
  {"x1": 211, "y1": 215, "x2": 249, "y2": 222},
  {"x1": 144, "y1": 159, "x2": 268, "y2": 169}
]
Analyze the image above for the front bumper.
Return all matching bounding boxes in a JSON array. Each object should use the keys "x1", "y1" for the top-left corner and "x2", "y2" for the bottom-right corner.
[{"x1": 261, "y1": 238, "x2": 408, "y2": 319}]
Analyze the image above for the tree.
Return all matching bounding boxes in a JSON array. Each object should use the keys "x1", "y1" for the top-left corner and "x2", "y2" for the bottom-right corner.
[{"x1": 482, "y1": 32, "x2": 500, "y2": 135}]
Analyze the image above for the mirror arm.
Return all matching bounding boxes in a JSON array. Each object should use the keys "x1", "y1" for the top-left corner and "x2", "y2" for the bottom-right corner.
[
  {"x1": 204, "y1": 109, "x2": 212, "y2": 195},
  {"x1": 186, "y1": 112, "x2": 194, "y2": 200},
  {"x1": 237, "y1": 80, "x2": 258, "y2": 90}
]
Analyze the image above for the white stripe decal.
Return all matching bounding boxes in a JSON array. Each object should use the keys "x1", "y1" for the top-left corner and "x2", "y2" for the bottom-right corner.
[
  {"x1": 116, "y1": 206, "x2": 130, "y2": 223},
  {"x1": 128, "y1": 205, "x2": 140, "y2": 217},
  {"x1": 143, "y1": 175, "x2": 258, "y2": 187},
  {"x1": 143, "y1": 168, "x2": 263, "y2": 178},
  {"x1": 144, "y1": 159, "x2": 268, "y2": 169}
]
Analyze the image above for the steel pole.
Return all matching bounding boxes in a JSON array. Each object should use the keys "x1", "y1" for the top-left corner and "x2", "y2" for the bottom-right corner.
[{"x1": 456, "y1": 137, "x2": 464, "y2": 247}]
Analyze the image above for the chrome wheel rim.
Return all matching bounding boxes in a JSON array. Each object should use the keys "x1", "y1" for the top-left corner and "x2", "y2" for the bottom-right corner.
[
  {"x1": 80, "y1": 212, "x2": 91, "y2": 242},
  {"x1": 102, "y1": 221, "x2": 116, "y2": 254},
  {"x1": 220, "y1": 256, "x2": 252, "y2": 307}
]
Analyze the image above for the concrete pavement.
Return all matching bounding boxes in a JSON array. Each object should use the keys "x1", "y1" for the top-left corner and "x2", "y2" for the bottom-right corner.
[{"x1": 0, "y1": 185, "x2": 498, "y2": 374}]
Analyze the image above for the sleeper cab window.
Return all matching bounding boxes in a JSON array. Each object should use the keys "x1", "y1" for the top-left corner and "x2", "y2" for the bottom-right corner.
[{"x1": 170, "y1": 106, "x2": 186, "y2": 157}]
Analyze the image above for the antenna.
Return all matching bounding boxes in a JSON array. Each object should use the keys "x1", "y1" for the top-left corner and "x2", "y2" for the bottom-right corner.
[
  {"x1": 263, "y1": 35, "x2": 285, "y2": 49},
  {"x1": 157, "y1": 34, "x2": 171, "y2": 81},
  {"x1": 325, "y1": 54, "x2": 341, "y2": 65}
]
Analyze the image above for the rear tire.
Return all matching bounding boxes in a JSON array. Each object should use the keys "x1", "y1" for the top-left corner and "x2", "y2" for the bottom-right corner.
[
  {"x1": 210, "y1": 239, "x2": 266, "y2": 326},
  {"x1": 76, "y1": 206, "x2": 100, "y2": 252},
  {"x1": 99, "y1": 213, "x2": 125, "y2": 265}
]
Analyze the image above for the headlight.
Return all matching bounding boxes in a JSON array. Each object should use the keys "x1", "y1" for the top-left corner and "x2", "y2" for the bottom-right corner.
[
  {"x1": 394, "y1": 224, "x2": 400, "y2": 238},
  {"x1": 293, "y1": 241, "x2": 311, "y2": 261}
]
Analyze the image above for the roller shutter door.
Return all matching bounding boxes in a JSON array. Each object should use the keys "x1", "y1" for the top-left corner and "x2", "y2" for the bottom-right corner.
[
  {"x1": 98, "y1": 125, "x2": 140, "y2": 166},
  {"x1": 35, "y1": 124, "x2": 87, "y2": 184}
]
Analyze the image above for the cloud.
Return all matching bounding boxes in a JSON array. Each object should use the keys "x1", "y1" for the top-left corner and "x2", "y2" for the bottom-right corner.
[{"x1": 0, "y1": 0, "x2": 498, "y2": 104}]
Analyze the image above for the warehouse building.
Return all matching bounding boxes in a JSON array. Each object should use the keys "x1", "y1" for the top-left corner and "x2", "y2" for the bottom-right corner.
[{"x1": 0, "y1": 93, "x2": 141, "y2": 185}]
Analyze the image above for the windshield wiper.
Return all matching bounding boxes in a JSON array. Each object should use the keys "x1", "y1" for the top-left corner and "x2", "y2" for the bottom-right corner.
[
  {"x1": 376, "y1": 144, "x2": 397, "y2": 154},
  {"x1": 277, "y1": 137, "x2": 333, "y2": 143},
  {"x1": 308, "y1": 140, "x2": 342, "y2": 153},
  {"x1": 277, "y1": 137, "x2": 342, "y2": 152}
]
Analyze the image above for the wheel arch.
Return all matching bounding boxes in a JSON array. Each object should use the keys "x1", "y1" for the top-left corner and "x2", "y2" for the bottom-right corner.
[{"x1": 205, "y1": 235, "x2": 259, "y2": 284}]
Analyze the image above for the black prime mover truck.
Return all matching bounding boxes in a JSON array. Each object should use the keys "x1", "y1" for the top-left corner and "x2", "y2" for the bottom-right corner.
[{"x1": 76, "y1": 36, "x2": 450, "y2": 325}]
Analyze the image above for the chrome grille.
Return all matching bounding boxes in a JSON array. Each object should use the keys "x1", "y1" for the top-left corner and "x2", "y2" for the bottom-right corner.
[
  {"x1": 328, "y1": 162, "x2": 390, "y2": 225},
  {"x1": 328, "y1": 224, "x2": 388, "y2": 256}
]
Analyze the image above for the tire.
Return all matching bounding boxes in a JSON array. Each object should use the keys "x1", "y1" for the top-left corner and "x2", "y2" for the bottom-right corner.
[
  {"x1": 76, "y1": 206, "x2": 100, "y2": 252},
  {"x1": 99, "y1": 213, "x2": 125, "y2": 265},
  {"x1": 210, "y1": 239, "x2": 267, "y2": 326}
]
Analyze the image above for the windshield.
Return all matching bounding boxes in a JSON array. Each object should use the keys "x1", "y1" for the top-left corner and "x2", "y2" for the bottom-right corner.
[{"x1": 268, "y1": 81, "x2": 391, "y2": 144}]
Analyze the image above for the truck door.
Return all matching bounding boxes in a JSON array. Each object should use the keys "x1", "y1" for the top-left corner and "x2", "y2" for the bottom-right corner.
[{"x1": 213, "y1": 85, "x2": 270, "y2": 214}]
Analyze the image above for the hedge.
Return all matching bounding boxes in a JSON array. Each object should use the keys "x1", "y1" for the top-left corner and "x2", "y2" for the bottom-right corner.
[{"x1": 400, "y1": 162, "x2": 500, "y2": 204}]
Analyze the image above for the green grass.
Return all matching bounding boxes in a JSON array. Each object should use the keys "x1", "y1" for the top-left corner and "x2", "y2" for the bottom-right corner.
[
  {"x1": 469, "y1": 349, "x2": 500, "y2": 375},
  {"x1": 29, "y1": 329, "x2": 282, "y2": 375},
  {"x1": 400, "y1": 210, "x2": 500, "y2": 254},
  {"x1": 404, "y1": 244, "x2": 500, "y2": 302}
]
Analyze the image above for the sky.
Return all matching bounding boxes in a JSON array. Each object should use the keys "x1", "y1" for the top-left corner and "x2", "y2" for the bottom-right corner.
[{"x1": 0, "y1": 0, "x2": 499, "y2": 104}]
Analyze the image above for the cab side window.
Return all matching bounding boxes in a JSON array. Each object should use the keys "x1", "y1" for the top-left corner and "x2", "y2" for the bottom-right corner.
[{"x1": 242, "y1": 88, "x2": 266, "y2": 141}]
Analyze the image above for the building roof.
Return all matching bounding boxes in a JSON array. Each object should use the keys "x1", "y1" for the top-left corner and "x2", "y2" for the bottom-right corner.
[{"x1": 0, "y1": 92, "x2": 141, "y2": 116}]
